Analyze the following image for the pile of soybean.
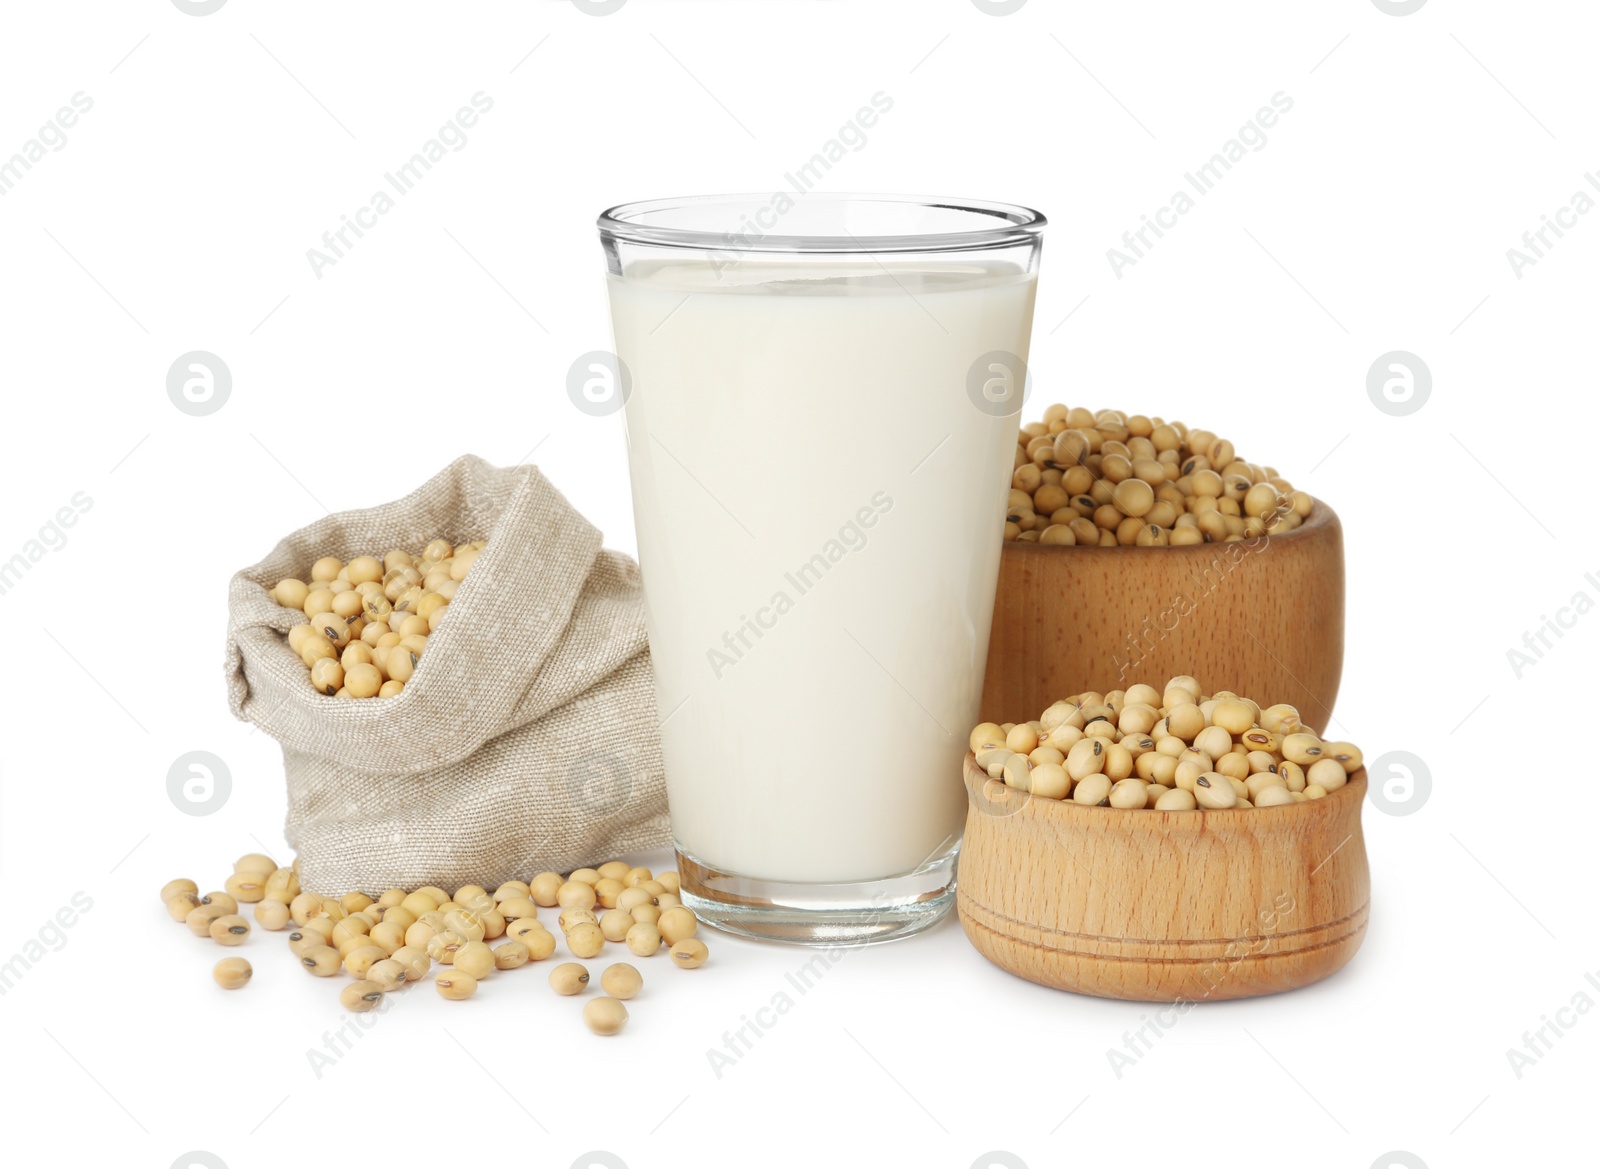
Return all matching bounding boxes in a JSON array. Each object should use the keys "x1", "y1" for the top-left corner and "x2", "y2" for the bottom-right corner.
[
  {"x1": 269, "y1": 540, "x2": 484, "y2": 698},
  {"x1": 970, "y1": 676, "x2": 1363, "y2": 810},
  {"x1": 1004, "y1": 406, "x2": 1315, "y2": 545},
  {"x1": 164, "y1": 856, "x2": 708, "y2": 1036}
]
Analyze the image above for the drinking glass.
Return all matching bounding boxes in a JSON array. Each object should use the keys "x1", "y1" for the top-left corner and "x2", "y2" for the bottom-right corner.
[{"x1": 598, "y1": 194, "x2": 1045, "y2": 944}]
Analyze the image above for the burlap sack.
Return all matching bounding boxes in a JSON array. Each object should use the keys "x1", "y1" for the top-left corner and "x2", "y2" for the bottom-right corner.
[{"x1": 225, "y1": 455, "x2": 671, "y2": 895}]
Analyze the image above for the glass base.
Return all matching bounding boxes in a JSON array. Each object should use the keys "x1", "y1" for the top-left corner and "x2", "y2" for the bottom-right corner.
[{"x1": 675, "y1": 838, "x2": 959, "y2": 947}]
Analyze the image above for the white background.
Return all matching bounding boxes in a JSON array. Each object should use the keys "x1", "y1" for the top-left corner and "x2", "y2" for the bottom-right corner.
[{"x1": 0, "y1": 2, "x2": 1593, "y2": 1167}]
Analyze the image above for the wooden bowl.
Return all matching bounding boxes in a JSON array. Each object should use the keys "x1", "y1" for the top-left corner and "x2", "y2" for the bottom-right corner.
[
  {"x1": 981, "y1": 500, "x2": 1344, "y2": 734},
  {"x1": 957, "y1": 753, "x2": 1369, "y2": 1001}
]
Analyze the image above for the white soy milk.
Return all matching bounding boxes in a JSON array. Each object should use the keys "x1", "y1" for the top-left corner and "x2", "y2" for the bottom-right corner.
[{"x1": 608, "y1": 260, "x2": 1036, "y2": 883}]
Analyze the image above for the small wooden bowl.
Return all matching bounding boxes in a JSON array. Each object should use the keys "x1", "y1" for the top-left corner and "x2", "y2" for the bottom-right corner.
[
  {"x1": 957, "y1": 753, "x2": 1369, "y2": 1001},
  {"x1": 981, "y1": 500, "x2": 1344, "y2": 734}
]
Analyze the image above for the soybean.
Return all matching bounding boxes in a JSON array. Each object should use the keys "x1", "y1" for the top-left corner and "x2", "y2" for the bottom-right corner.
[
  {"x1": 209, "y1": 914, "x2": 251, "y2": 945},
  {"x1": 160, "y1": 878, "x2": 198, "y2": 905},
  {"x1": 300, "y1": 945, "x2": 342, "y2": 976},
  {"x1": 267, "y1": 538, "x2": 484, "y2": 697},
  {"x1": 657, "y1": 907, "x2": 697, "y2": 946},
  {"x1": 625, "y1": 922, "x2": 662, "y2": 957},
  {"x1": 972, "y1": 680, "x2": 1362, "y2": 816},
  {"x1": 583, "y1": 997, "x2": 629, "y2": 1036},
  {"x1": 530, "y1": 872, "x2": 563, "y2": 907},
  {"x1": 453, "y1": 941, "x2": 495, "y2": 979},
  {"x1": 558, "y1": 881, "x2": 598, "y2": 911},
  {"x1": 669, "y1": 939, "x2": 709, "y2": 969},
  {"x1": 392, "y1": 945, "x2": 431, "y2": 982},
  {"x1": 435, "y1": 971, "x2": 478, "y2": 1000},
  {"x1": 343, "y1": 945, "x2": 387, "y2": 977},
  {"x1": 567, "y1": 922, "x2": 606, "y2": 959},
  {"x1": 1154, "y1": 787, "x2": 1198, "y2": 811},
  {"x1": 600, "y1": 963, "x2": 643, "y2": 1000},
  {"x1": 521, "y1": 927, "x2": 557, "y2": 961},
  {"x1": 169, "y1": 860, "x2": 712, "y2": 1030},
  {"x1": 493, "y1": 941, "x2": 530, "y2": 970},
  {"x1": 1003, "y1": 406, "x2": 1312, "y2": 545},
  {"x1": 426, "y1": 930, "x2": 467, "y2": 964},
  {"x1": 340, "y1": 981, "x2": 385, "y2": 1013},
  {"x1": 213, "y1": 957, "x2": 252, "y2": 989},
  {"x1": 367, "y1": 959, "x2": 410, "y2": 991},
  {"x1": 600, "y1": 908, "x2": 635, "y2": 942},
  {"x1": 549, "y1": 962, "x2": 590, "y2": 995},
  {"x1": 254, "y1": 900, "x2": 290, "y2": 931}
]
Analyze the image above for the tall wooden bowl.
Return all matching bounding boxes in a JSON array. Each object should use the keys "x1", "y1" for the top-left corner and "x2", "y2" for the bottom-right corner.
[
  {"x1": 957, "y1": 753, "x2": 1370, "y2": 1001},
  {"x1": 981, "y1": 501, "x2": 1344, "y2": 734}
]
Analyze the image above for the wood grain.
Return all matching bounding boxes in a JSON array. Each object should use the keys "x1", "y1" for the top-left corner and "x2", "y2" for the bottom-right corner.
[
  {"x1": 957, "y1": 752, "x2": 1369, "y2": 1001},
  {"x1": 981, "y1": 501, "x2": 1344, "y2": 735}
]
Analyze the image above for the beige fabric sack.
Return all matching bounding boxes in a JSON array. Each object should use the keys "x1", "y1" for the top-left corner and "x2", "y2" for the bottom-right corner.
[{"x1": 225, "y1": 455, "x2": 670, "y2": 895}]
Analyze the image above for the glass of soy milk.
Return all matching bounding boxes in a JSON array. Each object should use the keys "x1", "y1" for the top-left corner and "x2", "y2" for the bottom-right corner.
[{"x1": 598, "y1": 195, "x2": 1044, "y2": 945}]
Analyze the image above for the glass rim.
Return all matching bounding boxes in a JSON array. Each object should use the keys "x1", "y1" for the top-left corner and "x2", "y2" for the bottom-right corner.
[{"x1": 597, "y1": 193, "x2": 1047, "y2": 254}]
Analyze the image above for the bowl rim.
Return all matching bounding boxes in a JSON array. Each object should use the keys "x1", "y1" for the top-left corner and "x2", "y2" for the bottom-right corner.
[
  {"x1": 964, "y1": 751, "x2": 1366, "y2": 826},
  {"x1": 1003, "y1": 497, "x2": 1337, "y2": 556}
]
